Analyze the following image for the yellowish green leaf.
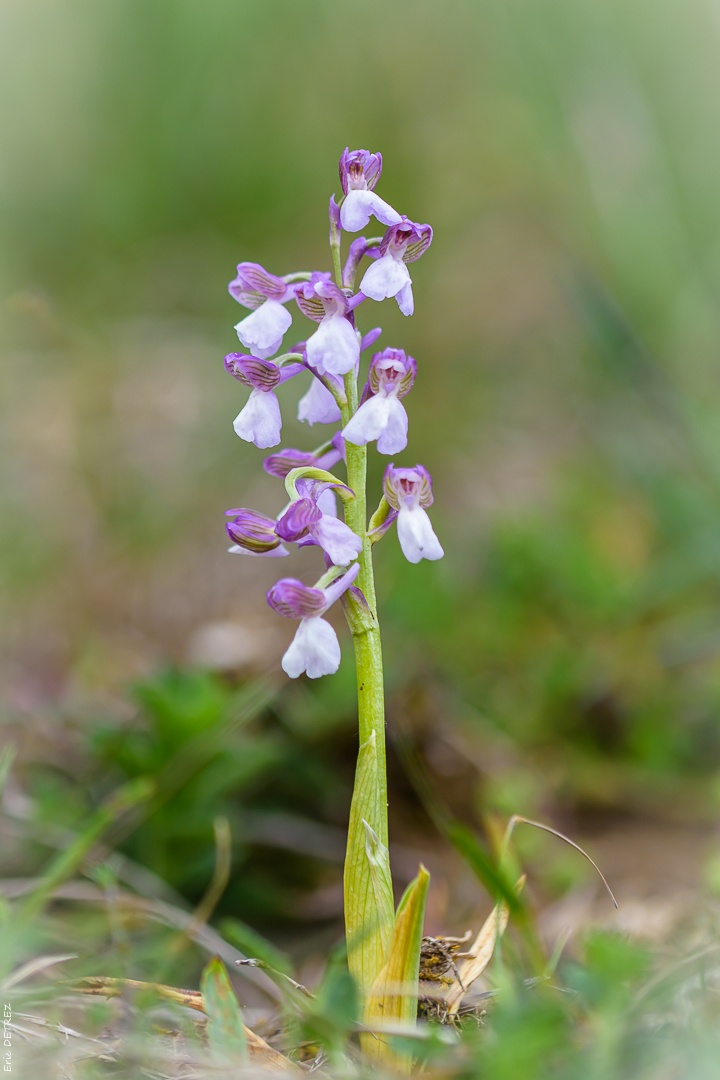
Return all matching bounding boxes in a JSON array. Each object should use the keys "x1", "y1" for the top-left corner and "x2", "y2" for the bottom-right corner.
[
  {"x1": 200, "y1": 956, "x2": 247, "y2": 1063},
  {"x1": 365, "y1": 864, "x2": 430, "y2": 1070}
]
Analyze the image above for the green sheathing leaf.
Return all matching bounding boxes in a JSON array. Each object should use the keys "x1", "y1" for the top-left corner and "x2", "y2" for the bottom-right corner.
[
  {"x1": 365, "y1": 864, "x2": 430, "y2": 1070},
  {"x1": 344, "y1": 731, "x2": 394, "y2": 997},
  {"x1": 200, "y1": 956, "x2": 247, "y2": 1063}
]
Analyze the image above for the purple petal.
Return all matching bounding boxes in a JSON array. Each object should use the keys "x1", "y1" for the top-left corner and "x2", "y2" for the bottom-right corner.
[
  {"x1": 229, "y1": 262, "x2": 288, "y2": 307},
  {"x1": 321, "y1": 561, "x2": 361, "y2": 607},
  {"x1": 308, "y1": 516, "x2": 363, "y2": 565},
  {"x1": 339, "y1": 148, "x2": 383, "y2": 195},
  {"x1": 360, "y1": 327, "x2": 383, "y2": 353},
  {"x1": 275, "y1": 498, "x2": 322, "y2": 542},
  {"x1": 267, "y1": 579, "x2": 327, "y2": 619},
  {"x1": 294, "y1": 273, "x2": 346, "y2": 322},
  {"x1": 383, "y1": 462, "x2": 434, "y2": 510},
  {"x1": 224, "y1": 353, "x2": 281, "y2": 391},
  {"x1": 263, "y1": 448, "x2": 317, "y2": 479},
  {"x1": 225, "y1": 508, "x2": 281, "y2": 553},
  {"x1": 368, "y1": 348, "x2": 416, "y2": 397},
  {"x1": 379, "y1": 219, "x2": 433, "y2": 263}
]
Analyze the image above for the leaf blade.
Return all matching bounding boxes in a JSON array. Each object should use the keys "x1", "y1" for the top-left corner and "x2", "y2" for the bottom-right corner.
[{"x1": 200, "y1": 956, "x2": 247, "y2": 1063}]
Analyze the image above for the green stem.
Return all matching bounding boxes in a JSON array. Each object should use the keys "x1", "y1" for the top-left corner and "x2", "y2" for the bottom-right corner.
[{"x1": 332, "y1": 220, "x2": 391, "y2": 997}]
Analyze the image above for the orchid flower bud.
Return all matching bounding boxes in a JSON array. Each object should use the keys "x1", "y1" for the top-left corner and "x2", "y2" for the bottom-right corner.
[
  {"x1": 267, "y1": 562, "x2": 361, "y2": 678},
  {"x1": 383, "y1": 463, "x2": 444, "y2": 563},
  {"x1": 342, "y1": 349, "x2": 416, "y2": 455},
  {"x1": 229, "y1": 262, "x2": 295, "y2": 359},
  {"x1": 338, "y1": 148, "x2": 402, "y2": 233},
  {"x1": 359, "y1": 219, "x2": 433, "y2": 316}
]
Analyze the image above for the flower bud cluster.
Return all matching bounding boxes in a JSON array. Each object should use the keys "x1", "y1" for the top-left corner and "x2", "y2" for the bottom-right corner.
[{"x1": 222, "y1": 148, "x2": 443, "y2": 679}]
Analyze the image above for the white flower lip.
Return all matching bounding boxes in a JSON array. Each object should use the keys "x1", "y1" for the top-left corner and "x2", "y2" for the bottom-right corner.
[
  {"x1": 282, "y1": 616, "x2": 342, "y2": 679},
  {"x1": 396, "y1": 505, "x2": 444, "y2": 564},
  {"x1": 233, "y1": 388, "x2": 282, "y2": 449},
  {"x1": 234, "y1": 299, "x2": 293, "y2": 360},
  {"x1": 306, "y1": 313, "x2": 360, "y2": 376},
  {"x1": 342, "y1": 395, "x2": 408, "y2": 455},
  {"x1": 340, "y1": 190, "x2": 402, "y2": 233}
]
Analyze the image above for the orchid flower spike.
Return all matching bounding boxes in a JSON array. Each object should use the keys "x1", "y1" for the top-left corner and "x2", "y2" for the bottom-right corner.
[
  {"x1": 295, "y1": 272, "x2": 359, "y2": 376},
  {"x1": 229, "y1": 263, "x2": 296, "y2": 360},
  {"x1": 225, "y1": 508, "x2": 290, "y2": 558},
  {"x1": 342, "y1": 349, "x2": 416, "y2": 455},
  {"x1": 268, "y1": 562, "x2": 361, "y2": 678},
  {"x1": 338, "y1": 148, "x2": 402, "y2": 233},
  {"x1": 225, "y1": 352, "x2": 303, "y2": 449},
  {"x1": 359, "y1": 219, "x2": 433, "y2": 316},
  {"x1": 383, "y1": 463, "x2": 444, "y2": 563},
  {"x1": 276, "y1": 478, "x2": 362, "y2": 566}
]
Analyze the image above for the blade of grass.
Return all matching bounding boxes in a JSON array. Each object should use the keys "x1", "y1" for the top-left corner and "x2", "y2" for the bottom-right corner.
[
  {"x1": 200, "y1": 956, "x2": 247, "y2": 1064},
  {"x1": 66, "y1": 975, "x2": 296, "y2": 1070},
  {"x1": 11, "y1": 777, "x2": 154, "y2": 932}
]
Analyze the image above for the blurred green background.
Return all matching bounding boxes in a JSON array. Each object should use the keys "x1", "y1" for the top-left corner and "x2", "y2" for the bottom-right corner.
[{"x1": 4, "y1": 0, "x2": 720, "y2": 955}]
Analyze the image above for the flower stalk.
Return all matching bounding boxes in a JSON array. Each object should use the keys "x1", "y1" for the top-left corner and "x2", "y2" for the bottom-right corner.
[{"x1": 222, "y1": 147, "x2": 443, "y2": 1064}]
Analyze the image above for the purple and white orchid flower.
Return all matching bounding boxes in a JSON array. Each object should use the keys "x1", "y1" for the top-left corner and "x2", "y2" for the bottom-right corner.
[
  {"x1": 229, "y1": 263, "x2": 295, "y2": 360},
  {"x1": 267, "y1": 562, "x2": 361, "y2": 678},
  {"x1": 359, "y1": 219, "x2": 433, "y2": 317},
  {"x1": 381, "y1": 463, "x2": 444, "y2": 564},
  {"x1": 295, "y1": 272, "x2": 359, "y2": 376},
  {"x1": 225, "y1": 352, "x2": 303, "y2": 449},
  {"x1": 276, "y1": 478, "x2": 362, "y2": 566},
  {"x1": 225, "y1": 508, "x2": 290, "y2": 558},
  {"x1": 342, "y1": 349, "x2": 416, "y2": 455},
  {"x1": 338, "y1": 148, "x2": 402, "y2": 233},
  {"x1": 297, "y1": 326, "x2": 383, "y2": 427}
]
